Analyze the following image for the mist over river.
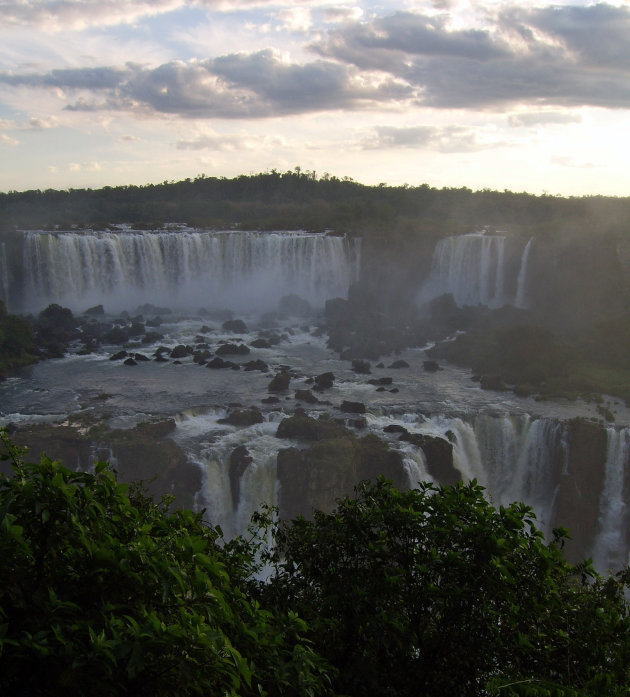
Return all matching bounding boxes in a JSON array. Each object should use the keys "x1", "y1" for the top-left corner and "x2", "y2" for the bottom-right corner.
[{"x1": 3, "y1": 228, "x2": 630, "y2": 572}]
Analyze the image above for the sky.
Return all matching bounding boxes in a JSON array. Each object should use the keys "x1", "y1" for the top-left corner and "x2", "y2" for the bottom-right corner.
[{"x1": 1, "y1": 0, "x2": 629, "y2": 196}]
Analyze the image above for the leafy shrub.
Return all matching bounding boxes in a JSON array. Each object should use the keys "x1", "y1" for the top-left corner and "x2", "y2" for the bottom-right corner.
[{"x1": 0, "y1": 433, "x2": 331, "y2": 697}]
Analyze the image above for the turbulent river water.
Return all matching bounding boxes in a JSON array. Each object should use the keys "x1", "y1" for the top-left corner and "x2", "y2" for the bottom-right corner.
[{"x1": 3, "y1": 228, "x2": 630, "y2": 572}]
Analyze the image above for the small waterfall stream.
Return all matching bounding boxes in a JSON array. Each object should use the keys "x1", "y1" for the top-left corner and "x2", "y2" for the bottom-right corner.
[{"x1": 515, "y1": 238, "x2": 533, "y2": 309}]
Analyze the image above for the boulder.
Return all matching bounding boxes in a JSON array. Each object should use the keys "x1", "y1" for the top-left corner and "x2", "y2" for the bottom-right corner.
[
  {"x1": 388, "y1": 359, "x2": 410, "y2": 369},
  {"x1": 170, "y1": 344, "x2": 191, "y2": 359},
  {"x1": 219, "y1": 407, "x2": 264, "y2": 427},
  {"x1": 295, "y1": 389, "x2": 319, "y2": 404},
  {"x1": 123, "y1": 357, "x2": 137, "y2": 366},
  {"x1": 278, "y1": 294, "x2": 312, "y2": 317},
  {"x1": 268, "y1": 371, "x2": 291, "y2": 393},
  {"x1": 109, "y1": 350, "x2": 128, "y2": 361},
  {"x1": 207, "y1": 357, "x2": 228, "y2": 369},
  {"x1": 313, "y1": 372, "x2": 335, "y2": 390},
  {"x1": 423, "y1": 360, "x2": 441, "y2": 372},
  {"x1": 243, "y1": 359, "x2": 269, "y2": 372},
  {"x1": 352, "y1": 359, "x2": 371, "y2": 374},
  {"x1": 216, "y1": 343, "x2": 250, "y2": 356},
  {"x1": 251, "y1": 338, "x2": 272, "y2": 349},
  {"x1": 340, "y1": 401, "x2": 366, "y2": 414},
  {"x1": 84, "y1": 304, "x2": 105, "y2": 316}
]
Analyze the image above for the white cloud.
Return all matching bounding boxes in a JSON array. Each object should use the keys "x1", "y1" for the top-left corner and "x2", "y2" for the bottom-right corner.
[
  {"x1": 0, "y1": 133, "x2": 19, "y2": 145},
  {"x1": 276, "y1": 8, "x2": 313, "y2": 33}
]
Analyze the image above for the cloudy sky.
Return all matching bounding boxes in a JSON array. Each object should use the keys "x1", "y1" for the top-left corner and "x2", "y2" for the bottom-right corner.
[{"x1": 1, "y1": 0, "x2": 629, "y2": 195}]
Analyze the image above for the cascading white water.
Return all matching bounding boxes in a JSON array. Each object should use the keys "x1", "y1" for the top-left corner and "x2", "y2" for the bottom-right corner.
[
  {"x1": 515, "y1": 238, "x2": 533, "y2": 309},
  {"x1": 592, "y1": 427, "x2": 630, "y2": 571},
  {"x1": 418, "y1": 233, "x2": 507, "y2": 307},
  {"x1": 21, "y1": 228, "x2": 361, "y2": 312},
  {"x1": 383, "y1": 412, "x2": 567, "y2": 536}
]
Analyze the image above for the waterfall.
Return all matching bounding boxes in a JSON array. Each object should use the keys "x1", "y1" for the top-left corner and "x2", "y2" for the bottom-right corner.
[
  {"x1": 592, "y1": 427, "x2": 630, "y2": 571},
  {"x1": 515, "y1": 238, "x2": 533, "y2": 309},
  {"x1": 401, "y1": 413, "x2": 567, "y2": 536},
  {"x1": 419, "y1": 233, "x2": 507, "y2": 308},
  {"x1": 21, "y1": 228, "x2": 360, "y2": 312}
]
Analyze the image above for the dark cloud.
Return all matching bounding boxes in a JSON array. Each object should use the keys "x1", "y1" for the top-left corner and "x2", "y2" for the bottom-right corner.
[
  {"x1": 313, "y1": 4, "x2": 630, "y2": 110},
  {"x1": 0, "y1": 50, "x2": 411, "y2": 118},
  {"x1": 3, "y1": 4, "x2": 630, "y2": 117}
]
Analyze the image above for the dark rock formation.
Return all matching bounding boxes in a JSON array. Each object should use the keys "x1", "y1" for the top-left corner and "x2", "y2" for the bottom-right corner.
[
  {"x1": 170, "y1": 344, "x2": 191, "y2": 359},
  {"x1": 313, "y1": 372, "x2": 334, "y2": 390},
  {"x1": 268, "y1": 371, "x2": 291, "y2": 393},
  {"x1": 399, "y1": 431, "x2": 458, "y2": 486},
  {"x1": 216, "y1": 343, "x2": 250, "y2": 356},
  {"x1": 278, "y1": 293, "x2": 312, "y2": 317},
  {"x1": 422, "y1": 360, "x2": 441, "y2": 373},
  {"x1": 389, "y1": 360, "x2": 410, "y2": 369},
  {"x1": 222, "y1": 319, "x2": 248, "y2": 333},
  {"x1": 295, "y1": 389, "x2": 319, "y2": 404},
  {"x1": 243, "y1": 359, "x2": 269, "y2": 372},
  {"x1": 352, "y1": 359, "x2": 371, "y2": 374},
  {"x1": 218, "y1": 408, "x2": 264, "y2": 427},
  {"x1": 229, "y1": 445, "x2": 253, "y2": 509},
  {"x1": 340, "y1": 401, "x2": 366, "y2": 414}
]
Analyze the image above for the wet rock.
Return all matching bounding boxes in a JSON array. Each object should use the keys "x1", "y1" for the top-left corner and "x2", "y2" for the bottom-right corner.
[
  {"x1": 313, "y1": 372, "x2": 335, "y2": 390},
  {"x1": 229, "y1": 445, "x2": 253, "y2": 509},
  {"x1": 222, "y1": 319, "x2": 248, "y2": 333},
  {"x1": 84, "y1": 304, "x2": 105, "y2": 316},
  {"x1": 261, "y1": 396, "x2": 281, "y2": 404},
  {"x1": 276, "y1": 411, "x2": 347, "y2": 441},
  {"x1": 170, "y1": 344, "x2": 191, "y2": 359},
  {"x1": 295, "y1": 389, "x2": 319, "y2": 404},
  {"x1": 109, "y1": 350, "x2": 128, "y2": 361},
  {"x1": 400, "y1": 432, "x2": 458, "y2": 486},
  {"x1": 243, "y1": 359, "x2": 269, "y2": 372},
  {"x1": 123, "y1": 357, "x2": 137, "y2": 366},
  {"x1": 207, "y1": 357, "x2": 228, "y2": 369},
  {"x1": 340, "y1": 401, "x2": 366, "y2": 414},
  {"x1": 268, "y1": 371, "x2": 291, "y2": 392},
  {"x1": 346, "y1": 416, "x2": 367, "y2": 429},
  {"x1": 423, "y1": 360, "x2": 441, "y2": 373},
  {"x1": 368, "y1": 377, "x2": 393, "y2": 386},
  {"x1": 278, "y1": 293, "x2": 312, "y2": 317},
  {"x1": 219, "y1": 407, "x2": 264, "y2": 427},
  {"x1": 216, "y1": 343, "x2": 250, "y2": 356},
  {"x1": 352, "y1": 359, "x2": 371, "y2": 374},
  {"x1": 383, "y1": 424, "x2": 407, "y2": 434},
  {"x1": 133, "y1": 353, "x2": 150, "y2": 362},
  {"x1": 251, "y1": 338, "x2": 272, "y2": 349},
  {"x1": 128, "y1": 322, "x2": 145, "y2": 337},
  {"x1": 142, "y1": 331, "x2": 164, "y2": 344},
  {"x1": 388, "y1": 359, "x2": 410, "y2": 369}
]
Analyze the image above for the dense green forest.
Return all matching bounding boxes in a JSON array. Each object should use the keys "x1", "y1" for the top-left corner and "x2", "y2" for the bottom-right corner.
[
  {"x1": 1, "y1": 434, "x2": 630, "y2": 697},
  {"x1": 2, "y1": 169, "x2": 630, "y2": 237}
]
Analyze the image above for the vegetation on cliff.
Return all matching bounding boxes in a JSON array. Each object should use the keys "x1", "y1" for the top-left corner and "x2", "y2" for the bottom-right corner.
[
  {"x1": 2, "y1": 434, "x2": 630, "y2": 697},
  {"x1": 0, "y1": 301, "x2": 37, "y2": 377}
]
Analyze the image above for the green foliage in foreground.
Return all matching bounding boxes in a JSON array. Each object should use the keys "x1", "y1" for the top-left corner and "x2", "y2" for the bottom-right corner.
[
  {"x1": 1, "y1": 434, "x2": 630, "y2": 697},
  {"x1": 0, "y1": 434, "x2": 331, "y2": 697},
  {"x1": 255, "y1": 479, "x2": 630, "y2": 697}
]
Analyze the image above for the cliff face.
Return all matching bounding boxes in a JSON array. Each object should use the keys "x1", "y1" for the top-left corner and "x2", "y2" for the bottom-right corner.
[{"x1": 5, "y1": 419, "x2": 200, "y2": 510}]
